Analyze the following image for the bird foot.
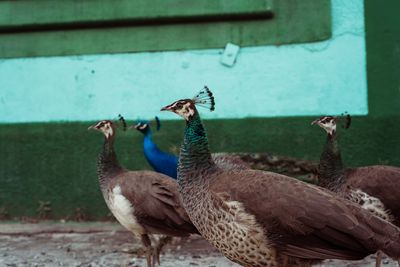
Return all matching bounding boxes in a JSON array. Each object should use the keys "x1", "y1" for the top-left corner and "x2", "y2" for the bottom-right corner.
[
  {"x1": 375, "y1": 251, "x2": 382, "y2": 267},
  {"x1": 141, "y1": 234, "x2": 157, "y2": 267},
  {"x1": 153, "y1": 236, "x2": 173, "y2": 265},
  {"x1": 145, "y1": 246, "x2": 155, "y2": 267}
]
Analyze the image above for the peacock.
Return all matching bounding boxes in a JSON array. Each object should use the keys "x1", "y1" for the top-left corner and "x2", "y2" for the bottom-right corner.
[
  {"x1": 88, "y1": 117, "x2": 198, "y2": 267},
  {"x1": 160, "y1": 86, "x2": 400, "y2": 267},
  {"x1": 134, "y1": 118, "x2": 178, "y2": 179},
  {"x1": 133, "y1": 118, "x2": 249, "y2": 179},
  {"x1": 312, "y1": 115, "x2": 400, "y2": 266}
]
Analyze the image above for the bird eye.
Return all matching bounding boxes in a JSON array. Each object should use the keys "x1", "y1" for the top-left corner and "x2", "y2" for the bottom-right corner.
[{"x1": 176, "y1": 103, "x2": 183, "y2": 109}]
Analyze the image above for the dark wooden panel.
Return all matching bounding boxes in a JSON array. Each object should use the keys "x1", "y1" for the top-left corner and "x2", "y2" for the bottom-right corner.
[{"x1": 0, "y1": 0, "x2": 331, "y2": 58}]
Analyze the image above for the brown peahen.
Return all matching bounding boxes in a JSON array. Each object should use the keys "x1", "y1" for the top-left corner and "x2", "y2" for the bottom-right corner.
[
  {"x1": 161, "y1": 87, "x2": 400, "y2": 267},
  {"x1": 89, "y1": 119, "x2": 198, "y2": 267},
  {"x1": 312, "y1": 115, "x2": 400, "y2": 266}
]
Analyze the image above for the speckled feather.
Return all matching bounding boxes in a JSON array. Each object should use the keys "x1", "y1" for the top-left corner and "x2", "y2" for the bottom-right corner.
[
  {"x1": 343, "y1": 166, "x2": 400, "y2": 225},
  {"x1": 209, "y1": 169, "x2": 400, "y2": 259},
  {"x1": 316, "y1": 124, "x2": 400, "y2": 226},
  {"x1": 170, "y1": 105, "x2": 400, "y2": 267}
]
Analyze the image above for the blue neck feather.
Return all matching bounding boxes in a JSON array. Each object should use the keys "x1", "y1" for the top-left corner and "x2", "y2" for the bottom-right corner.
[{"x1": 141, "y1": 128, "x2": 178, "y2": 179}]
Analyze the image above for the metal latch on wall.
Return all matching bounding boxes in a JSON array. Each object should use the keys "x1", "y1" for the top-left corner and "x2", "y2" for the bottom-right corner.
[{"x1": 220, "y1": 43, "x2": 240, "y2": 67}]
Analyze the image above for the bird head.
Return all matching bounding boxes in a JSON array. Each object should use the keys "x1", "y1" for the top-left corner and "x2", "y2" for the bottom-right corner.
[
  {"x1": 88, "y1": 120, "x2": 116, "y2": 140},
  {"x1": 311, "y1": 116, "x2": 338, "y2": 136},
  {"x1": 133, "y1": 120, "x2": 151, "y2": 134},
  {"x1": 161, "y1": 99, "x2": 196, "y2": 121},
  {"x1": 160, "y1": 86, "x2": 215, "y2": 121}
]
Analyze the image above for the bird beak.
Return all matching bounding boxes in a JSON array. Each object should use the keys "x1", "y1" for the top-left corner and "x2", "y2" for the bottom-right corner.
[
  {"x1": 160, "y1": 105, "x2": 171, "y2": 111},
  {"x1": 311, "y1": 119, "x2": 319, "y2": 125},
  {"x1": 88, "y1": 122, "x2": 100, "y2": 130}
]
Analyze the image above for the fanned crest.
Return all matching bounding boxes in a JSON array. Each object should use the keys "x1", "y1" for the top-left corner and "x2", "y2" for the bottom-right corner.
[
  {"x1": 339, "y1": 112, "x2": 352, "y2": 129},
  {"x1": 118, "y1": 114, "x2": 127, "y2": 131},
  {"x1": 192, "y1": 86, "x2": 215, "y2": 111},
  {"x1": 155, "y1": 116, "x2": 161, "y2": 131}
]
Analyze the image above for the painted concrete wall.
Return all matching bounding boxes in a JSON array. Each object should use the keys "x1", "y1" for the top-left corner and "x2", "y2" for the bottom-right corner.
[{"x1": 0, "y1": 0, "x2": 366, "y2": 123}]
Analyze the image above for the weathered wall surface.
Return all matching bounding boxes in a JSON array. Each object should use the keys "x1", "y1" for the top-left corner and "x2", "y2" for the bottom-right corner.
[
  {"x1": 365, "y1": 0, "x2": 400, "y2": 117},
  {"x1": 0, "y1": 0, "x2": 366, "y2": 123},
  {"x1": 0, "y1": 0, "x2": 399, "y2": 219}
]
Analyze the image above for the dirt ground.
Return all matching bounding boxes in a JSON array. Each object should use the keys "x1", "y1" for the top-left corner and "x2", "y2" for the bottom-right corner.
[{"x1": 0, "y1": 222, "x2": 398, "y2": 267}]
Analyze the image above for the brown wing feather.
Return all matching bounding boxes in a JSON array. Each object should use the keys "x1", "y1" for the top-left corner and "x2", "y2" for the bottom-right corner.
[
  {"x1": 212, "y1": 153, "x2": 250, "y2": 170},
  {"x1": 209, "y1": 169, "x2": 400, "y2": 260},
  {"x1": 345, "y1": 165, "x2": 400, "y2": 225},
  {"x1": 110, "y1": 171, "x2": 198, "y2": 236}
]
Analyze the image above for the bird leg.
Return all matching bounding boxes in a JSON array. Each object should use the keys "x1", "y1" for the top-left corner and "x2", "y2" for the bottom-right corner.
[
  {"x1": 375, "y1": 251, "x2": 382, "y2": 267},
  {"x1": 281, "y1": 255, "x2": 288, "y2": 267},
  {"x1": 153, "y1": 236, "x2": 173, "y2": 265},
  {"x1": 141, "y1": 234, "x2": 154, "y2": 267}
]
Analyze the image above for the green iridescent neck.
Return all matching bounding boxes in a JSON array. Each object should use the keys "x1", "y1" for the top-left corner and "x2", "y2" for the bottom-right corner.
[
  {"x1": 178, "y1": 111, "x2": 214, "y2": 186},
  {"x1": 318, "y1": 131, "x2": 345, "y2": 191}
]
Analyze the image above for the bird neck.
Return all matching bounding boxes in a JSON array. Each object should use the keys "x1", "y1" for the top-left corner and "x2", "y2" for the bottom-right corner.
[
  {"x1": 97, "y1": 135, "x2": 123, "y2": 189},
  {"x1": 178, "y1": 112, "x2": 214, "y2": 187},
  {"x1": 143, "y1": 128, "x2": 152, "y2": 138},
  {"x1": 318, "y1": 131, "x2": 345, "y2": 191},
  {"x1": 143, "y1": 131, "x2": 164, "y2": 159},
  {"x1": 143, "y1": 130, "x2": 155, "y2": 148}
]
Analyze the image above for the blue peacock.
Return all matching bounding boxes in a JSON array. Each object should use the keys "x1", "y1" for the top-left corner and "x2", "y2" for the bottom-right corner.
[{"x1": 134, "y1": 117, "x2": 178, "y2": 179}]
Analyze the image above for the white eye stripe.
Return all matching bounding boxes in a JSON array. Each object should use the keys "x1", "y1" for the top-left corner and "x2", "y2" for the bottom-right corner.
[
  {"x1": 93, "y1": 121, "x2": 114, "y2": 138},
  {"x1": 94, "y1": 122, "x2": 104, "y2": 128},
  {"x1": 319, "y1": 117, "x2": 336, "y2": 125},
  {"x1": 104, "y1": 124, "x2": 113, "y2": 138},
  {"x1": 175, "y1": 102, "x2": 195, "y2": 120},
  {"x1": 172, "y1": 100, "x2": 189, "y2": 109}
]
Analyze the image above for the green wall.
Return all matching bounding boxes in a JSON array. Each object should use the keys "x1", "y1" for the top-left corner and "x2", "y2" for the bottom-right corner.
[
  {"x1": 1, "y1": 116, "x2": 399, "y2": 220},
  {"x1": 365, "y1": 0, "x2": 400, "y2": 116}
]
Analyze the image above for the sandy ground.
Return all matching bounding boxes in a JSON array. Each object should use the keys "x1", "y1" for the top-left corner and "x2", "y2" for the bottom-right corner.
[{"x1": 0, "y1": 222, "x2": 398, "y2": 267}]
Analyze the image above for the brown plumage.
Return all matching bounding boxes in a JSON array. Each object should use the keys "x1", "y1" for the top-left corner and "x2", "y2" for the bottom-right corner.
[
  {"x1": 161, "y1": 88, "x2": 400, "y2": 267},
  {"x1": 105, "y1": 172, "x2": 197, "y2": 237},
  {"x1": 89, "y1": 120, "x2": 198, "y2": 267},
  {"x1": 344, "y1": 166, "x2": 400, "y2": 224},
  {"x1": 209, "y1": 170, "x2": 400, "y2": 260},
  {"x1": 313, "y1": 116, "x2": 400, "y2": 267},
  {"x1": 212, "y1": 153, "x2": 251, "y2": 170},
  {"x1": 313, "y1": 116, "x2": 400, "y2": 226}
]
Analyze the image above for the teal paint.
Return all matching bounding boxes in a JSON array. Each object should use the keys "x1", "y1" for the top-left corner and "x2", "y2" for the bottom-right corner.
[{"x1": 0, "y1": 0, "x2": 366, "y2": 123}]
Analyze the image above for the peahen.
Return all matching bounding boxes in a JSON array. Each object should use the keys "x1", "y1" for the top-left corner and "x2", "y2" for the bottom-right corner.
[
  {"x1": 312, "y1": 115, "x2": 400, "y2": 266},
  {"x1": 312, "y1": 115, "x2": 400, "y2": 225},
  {"x1": 88, "y1": 118, "x2": 198, "y2": 267},
  {"x1": 133, "y1": 118, "x2": 249, "y2": 179},
  {"x1": 161, "y1": 86, "x2": 400, "y2": 267}
]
